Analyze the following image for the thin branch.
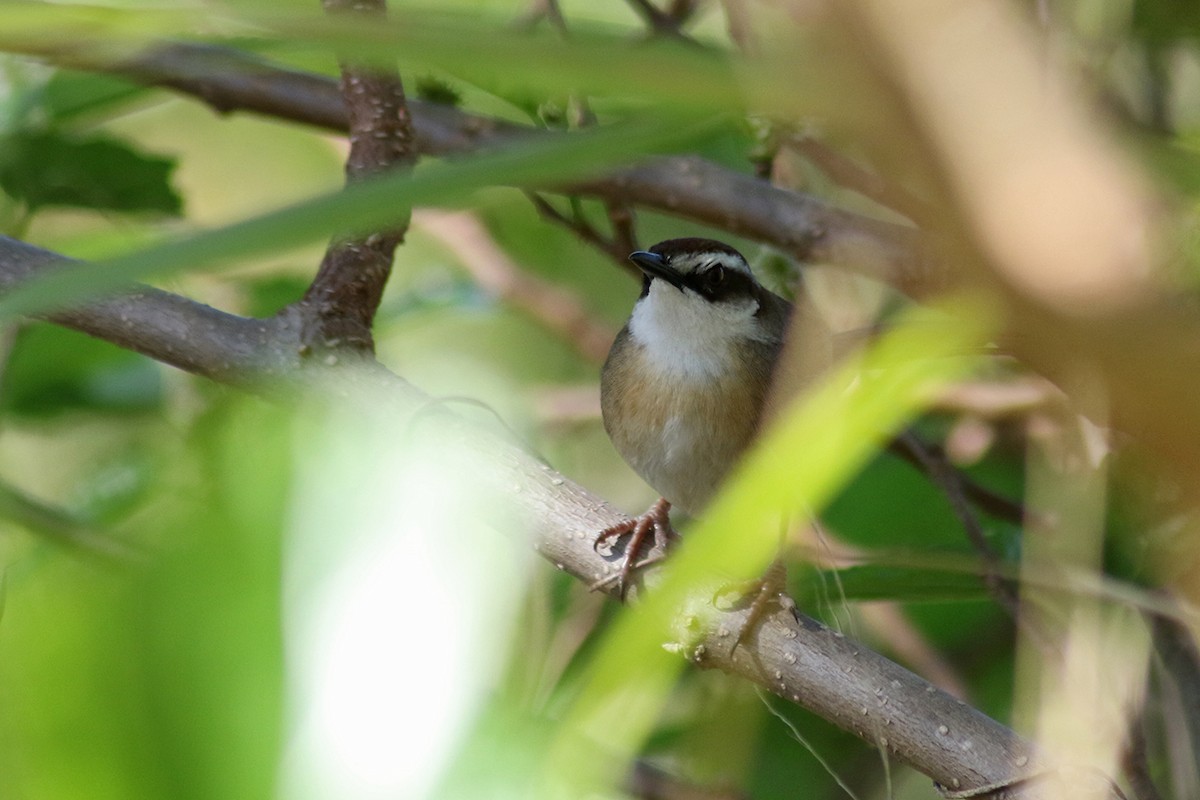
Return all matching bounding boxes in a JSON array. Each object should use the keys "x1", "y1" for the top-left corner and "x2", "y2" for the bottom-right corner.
[
  {"x1": 10, "y1": 41, "x2": 939, "y2": 298},
  {"x1": 890, "y1": 431, "x2": 1022, "y2": 621},
  {"x1": 513, "y1": 0, "x2": 567, "y2": 33},
  {"x1": 665, "y1": 0, "x2": 699, "y2": 26},
  {"x1": 526, "y1": 192, "x2": 641, "y2": 278},
  {"x1": 604, "y1": 199, "x2": 639, "y2": 257},
  {"x1": 0, "y1": 234, "x2": 1042, "y2": 796},
  {"x1": 888, "y1": 432, "x2": 1027, "y2": 527},
  {"x1": 298, "y1": 0, "x2": 417, "y2": 353},
  {"x1": 627, "y1": 761, "x2": 747, "y2": 800},
  {"x1": 623, "y1": 0, "x2": 697, "y2": 42},
  {"x1": 0, "y1": 479, "x2": 143, "y2": 561}
]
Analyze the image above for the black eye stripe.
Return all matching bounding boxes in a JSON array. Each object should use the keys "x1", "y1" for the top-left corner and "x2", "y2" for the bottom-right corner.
[{"x1": 696, "y1": 265, "x2": 752, "y2": 301}]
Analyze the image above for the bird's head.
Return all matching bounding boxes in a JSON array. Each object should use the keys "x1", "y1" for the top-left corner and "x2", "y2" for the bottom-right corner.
[{"x1": 624, "y1": 238, "x2": 785, "y2": 378}]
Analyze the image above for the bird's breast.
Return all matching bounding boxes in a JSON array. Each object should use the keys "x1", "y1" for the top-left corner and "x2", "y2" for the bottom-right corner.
[{"x1": 601, "y1": 333, "x2": 769, "y2": 516}]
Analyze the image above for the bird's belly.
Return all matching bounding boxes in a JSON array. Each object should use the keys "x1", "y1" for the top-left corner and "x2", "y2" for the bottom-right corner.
[
  {"x1": 602, "y1": 373, "x2": 760, "y2": 516},
  {"x1": 632, "y1": 418, "x2": 730, "y2": 515}
]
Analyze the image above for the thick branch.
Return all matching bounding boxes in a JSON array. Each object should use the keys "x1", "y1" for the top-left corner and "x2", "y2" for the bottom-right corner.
[
  {"x1": 0, "y1": 233, "x2": 1036, "y2": 796},
  {"x1": 14, "y1": 41, "x2": 939, "y2": 296},
  {"x1": 299, "y1": 0, "x2": 418, "y2": 352},
  {"x1": 0, "y1": 237, "x2": 302, "y2": 381}
]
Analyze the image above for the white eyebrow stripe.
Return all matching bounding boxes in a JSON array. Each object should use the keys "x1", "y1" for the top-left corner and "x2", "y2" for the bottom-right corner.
[{"x1": 668, "y1": 252, "x2": 752, "y2": 276}]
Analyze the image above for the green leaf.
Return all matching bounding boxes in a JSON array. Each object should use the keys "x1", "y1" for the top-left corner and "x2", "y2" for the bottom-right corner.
[
  {"x1": 40, "y1": 70, "x2": 153, "y2": 124},
  {"x1": 0, "y1": 396, "x2": 287, "y2": 800},
  {"x1": 0, "y1": 322, "x2": 164, "y2": 416},
  {"x1": 797, "y1": 563, "x2": 990, "y2": 606},
  {"x1": 0, "y1": 130, "x2": 182, "y2": 214},
  {"x1": 0, "y1": 115, "x2": 721, "y2": 320}
]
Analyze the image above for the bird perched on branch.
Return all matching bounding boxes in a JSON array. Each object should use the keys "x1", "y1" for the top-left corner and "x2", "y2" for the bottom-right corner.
[{"x1": 596, "y1": 237, "x2": 794, "y2": 599}]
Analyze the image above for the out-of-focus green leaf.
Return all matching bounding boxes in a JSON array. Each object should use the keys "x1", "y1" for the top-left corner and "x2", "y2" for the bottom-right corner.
[
  {"x1": 241, "y1": 274, "x2": 313, "y2": 317},
  {"x1": 0, "y1": 395, "x2": 287, "y2": 800},
  {"x1": 0, "y1": 130, "x2": 182, "y2": 213},
  {"x1": 0, "y1": 4, "x2": 854, "y2": 121},
  {"x1": 0, "y1": 322, "x2": 164, "y2": 415},
  {"x1": 70, "y1": 447, "x2": 157, "y2": 526},
  {"x1": 0, "y1": 115, "x2": 721, "y2": 320},
  {"x1": 1133, "y1": 134, "x2": 1200, "y2": 197},
  {"x1": 267, "y1": 9, "x2": 846, "y2": 121},
  {"x1": 40, "y1": 70, "x2": 153, "y2": 123},
  {"x1": 1131, "y1": 0, "x2": 1200, "y2": 46}
]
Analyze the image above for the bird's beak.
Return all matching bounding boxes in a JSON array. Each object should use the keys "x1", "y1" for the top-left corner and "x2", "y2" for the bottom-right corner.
[{"x1": 628, "y1": 251, "x2": 688, "y2": 292}]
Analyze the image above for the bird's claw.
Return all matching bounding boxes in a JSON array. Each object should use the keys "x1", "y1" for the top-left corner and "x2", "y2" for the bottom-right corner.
[
  {"x1": 713, "y1": 559, "x2": 796, "y2": 652},
  {"x1": 590, "y1": 497, "x2": 676, "y2": 600}
]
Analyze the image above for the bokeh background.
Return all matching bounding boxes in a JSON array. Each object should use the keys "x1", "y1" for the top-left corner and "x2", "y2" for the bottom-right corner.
[{"x1": 1, "y1": 1, "x2": 1199, "y2": 798}]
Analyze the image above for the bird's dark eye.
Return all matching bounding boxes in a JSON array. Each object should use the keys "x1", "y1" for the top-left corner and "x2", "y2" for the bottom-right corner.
[{"x1": 704, "y1": 266, "x2": 726, "y2": 292}]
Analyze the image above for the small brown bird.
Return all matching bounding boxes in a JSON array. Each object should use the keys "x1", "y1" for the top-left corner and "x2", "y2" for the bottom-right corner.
[{"x1": 597, "y1": 238, "x2": 792, "y2": 597}]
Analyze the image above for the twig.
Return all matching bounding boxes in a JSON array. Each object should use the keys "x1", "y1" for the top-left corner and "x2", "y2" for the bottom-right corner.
[
  {"x1": 526, "y1": 192, "x2": 642, "y2": 278},
  {"x1": 889, "y1": 431, "x2": 1022, "y2": 619},
  {"x1": 888, "y1": 431, "x2": 1027, "y2": 526},
  {"x1": 605, "y1": 200, "x2": 639, "y2": 257},
  {"x1": 297, "y1": 0, "x2": 417, "y2": 354},
  {"x1": 513, "y1": 0, "x2": 566, "y2": 32},
  {"x1": 623, "y1": 0, "x2": 696, "y2": 42},
  {"x1": 931, "y1": 377, "x2": 1064, "y2": 421},
  {"x1": 0, "y1": 480, "x2": 143, "y2": 561},
  {"x1": 0, "y1": 237, "x2": 297, "y2": 382},
  {"x1": 665, "y1": 0, "x2": 699, "y2": 26},
  {"x1": 627, "y1": 761, "x2": 747, "y2": 800}
]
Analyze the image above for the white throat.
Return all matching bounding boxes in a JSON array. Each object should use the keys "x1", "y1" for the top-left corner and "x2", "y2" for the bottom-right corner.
[{"x1": 628, "y1": 282, "x2": 765, "y2": 380}]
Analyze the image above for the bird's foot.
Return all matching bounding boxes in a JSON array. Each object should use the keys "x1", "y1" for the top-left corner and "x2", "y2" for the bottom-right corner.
[
  {"x1": 591, "y1": 497, "x2": 678, "y2": 600},
  {"x1": 714, "y1": 558, "x2": 796, "y2": 652}
]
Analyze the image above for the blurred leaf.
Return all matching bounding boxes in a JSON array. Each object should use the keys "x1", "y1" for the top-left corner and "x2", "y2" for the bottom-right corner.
[
  {"x1": 1133, "y1": 134, "x2": 1200, "y2": 197},
  {"x1": 0, "y1": 322, "x2": 164, "y2": 416},
  {"x1": 414, "y1": 74, "x2": 462, "y2": 107},
  {"x1": 0, "y1": 396, "x2": 286, "y2": 800},
  {"x1": 138, "y1": 397, "x2": 288, "y2": 800},
  {"x1": 242, "y1": 274, "x2": 312, "y2": 317},
  {"x1": 0, "y1": 4, "x2": 852, "y2": 121},
  {"x1": 0, "y1": 114, "x2": 722, "y2": 320},
  {"x1": 796, "y1": 563, "x2": 990, "y2": 606},
  {"x1": 1131, "y1": 0, "x2": 1200, "y2": 47},
  {"x1": 70, "y1": 447, "x2": 157, "y2": 526},
  {"x1": 0, "y1": 129, "x2": 182, "y2": 213},
  {"x1": 40, "y1": 69, "x2": 153, "y2": 123}
]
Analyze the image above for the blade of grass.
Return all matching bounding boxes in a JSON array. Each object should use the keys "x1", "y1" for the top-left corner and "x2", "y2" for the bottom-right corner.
[
  {"x1": 0, "y1": 4, "x2": 850, "y2": 121},
  {"x1": 0, "y1": 115, "x2": 718, "y2": 320}
]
